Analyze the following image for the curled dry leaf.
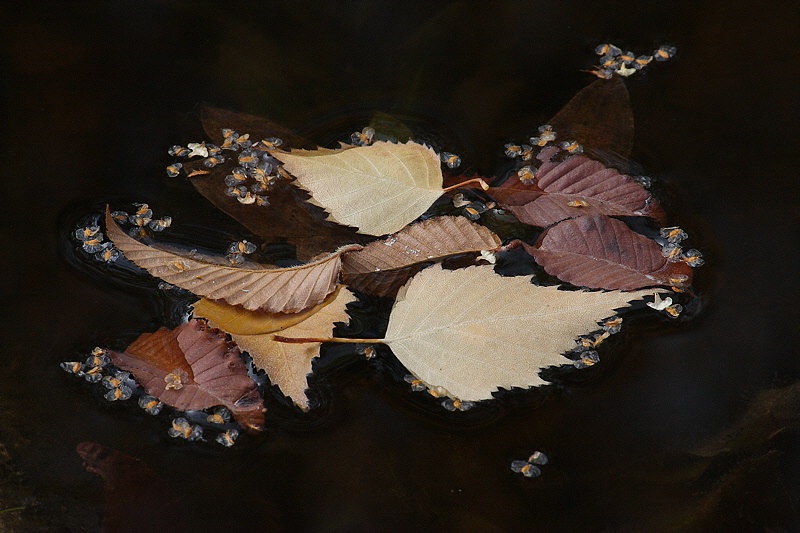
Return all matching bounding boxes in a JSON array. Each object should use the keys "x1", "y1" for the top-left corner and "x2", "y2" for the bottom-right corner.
[
  {"x1": 229, "y1": 288, "x2": 356, "y2": 411},
  {"x1": 192, "y1": 287, "x2": 342, "y2": 335},
  {"x1": 341, "y1": 216, "x2": 502, "y2": 297},
  {"x1": 488, "y1": 147, "x2": 663, "y2": 227},
  {"x1": 382, "y1": 264, "x2": 656, "y2": 401},
  {"x1": 274, "y1": 141, "x2": 444, "y2": 236},
  {"x1": 105, "y1": 207, "x2": 358, "y2": 313},
  {"x1": 523, "y1": 215, "x2": 693, "y2": 290},
  {"x1": 108, "y1": 319, "x2": 265, "y2": 432}
]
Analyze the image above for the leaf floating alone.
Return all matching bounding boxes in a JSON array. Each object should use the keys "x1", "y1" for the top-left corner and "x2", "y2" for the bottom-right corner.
[
  {"x1": 274, "y1": 141, "x2": 445, "y2": 236},
  {"x1": 381, "y1": 265, "x2": 656, "y2": 401},
  {"x1": 487, "y1": 147, "x2": 664, "y2": 227},
  {"x1": 105, "y1": 207, "x2": 358, "y2": 313},
  {"x1": 524, "y1": 215, "x2": 693, "y2": 290},
  {"x1": 342, "y1": 216, "x2": 502, "y2": 297},
  {"x1": 230, "y1": 288, "x2": 356, "y2": 411},
  {"x1": 192, "y1": 287, "x2": 342, "y2": 335},
  {"x1": 109, "y1": 319, "x2": 265, "y2": 432}
]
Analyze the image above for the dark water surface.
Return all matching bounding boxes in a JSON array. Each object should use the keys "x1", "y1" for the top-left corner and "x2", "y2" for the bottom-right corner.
[{"x1": 2, "y1": 1, "x2": 799, "y2": 531}]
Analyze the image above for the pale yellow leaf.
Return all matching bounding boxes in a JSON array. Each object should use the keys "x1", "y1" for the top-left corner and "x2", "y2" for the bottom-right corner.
[
  {"x1": 383, "y1": 264, "x2": 657, "y2": 401},
  {"x1": 105, "y1": 207, "x2": 358, "y2": 313},
  {"x1": 193, "y1": 287, "x2": 342, "y2": 335},
  {"x1": 274, "y1": 141, "x2": 443, "y2": 236},
  {"x1": 230, "y1": 288, "x2": 356, "y2": 410}
]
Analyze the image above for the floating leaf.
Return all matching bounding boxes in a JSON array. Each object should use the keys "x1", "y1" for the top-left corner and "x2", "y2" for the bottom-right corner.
[
  {"x1": 200, "y1": 106, "x2": 312, "y2": 148},
  {"x1": 274, "y1": 141, "x2": 444, "y2": 236},
  {"x1": 524, "y1": 215, "x2": 693, "y2": 290},
  {"x1": 105, "y1": 207, "x2": 358, "y2": 313},
  {"x1": 381, "y1": 265, "x2": 655, "y2": 401},
  {"x1": 108, "y1": 319, "x2": 265, "y2": 432},
  {"x1": 230, "y1": 288, "x2": 356, "y2": 411},
  {"x1": 192, "y1": 287, "x2": 342, "y2": 335},
  {"x1": 488, "y1": 147, "x2": 663, "y2": 227},
  {"x1": 341, "y1": 216, "x2": 501, "y2": 297}
]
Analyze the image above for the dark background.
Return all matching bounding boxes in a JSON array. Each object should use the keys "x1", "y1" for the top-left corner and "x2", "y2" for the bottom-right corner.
[{"x1": 2, "y1": 1, "x2": 799, "y2": 531}]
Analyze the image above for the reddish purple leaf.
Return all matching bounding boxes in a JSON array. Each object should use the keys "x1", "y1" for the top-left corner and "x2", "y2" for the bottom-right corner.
[
  {"x1": 524, "y1": 215, "x2": 692, "y2": 290},
  {"x1": 77, "y1": 442, "x2": 186, "y2": 532},
  {"x1": 488, "y1": 147, "x2": 664, "y2": 227},
  {"x1": 109, "y1": 319, "x2": 265, "y2": 433}
]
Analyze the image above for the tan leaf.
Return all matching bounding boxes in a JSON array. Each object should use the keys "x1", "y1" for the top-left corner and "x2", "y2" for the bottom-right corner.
[
  {"x1": 382, "y1": 264, "x2": 657, "y2": 401},
  {"x1": 342, "y1": 216, "x2": 502, "y2": 297},
  {"x1": 273, "y1": 141, "x2": 444, "y2": 236},
  {"x1": 105, "y1": 207, "x2": 359, "y2": 313},
  {"x1": 193, "y1": 287, "x2": 342, "y2": 335},
  {"x1": 230, "y1": 288, "x2": 356, "y2": 411}
]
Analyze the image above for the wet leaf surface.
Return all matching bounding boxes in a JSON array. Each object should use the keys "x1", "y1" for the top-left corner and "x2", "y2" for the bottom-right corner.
[{"x1": 525, "y1": 215, "x2": 693, "y2": 290}]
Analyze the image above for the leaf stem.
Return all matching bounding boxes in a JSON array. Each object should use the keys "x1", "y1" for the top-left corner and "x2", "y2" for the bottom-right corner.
[
  {"x1": 442, "y1": 177, "x2": 490, "y2": 193},
  {"x1": 0, "y1": 507, "x2": 25, "y2": 515},
  {"x1": 273, "y1": 335, "x2": 386, "y2": 345}
]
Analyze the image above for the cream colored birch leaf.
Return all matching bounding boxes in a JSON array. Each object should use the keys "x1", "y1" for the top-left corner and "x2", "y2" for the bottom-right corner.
[
  {"x1": 230, "y1": 288, "x2": 356, "y2": 411},
  {"x1": 105, "y1": 207, "x2": 359, "y2": 313},
  {"x1": 383, "y1": 264, "x2": 657, "y2": 401},
  {"x1": 273, "y1": 141, "x2": 444, "y2": 236}
]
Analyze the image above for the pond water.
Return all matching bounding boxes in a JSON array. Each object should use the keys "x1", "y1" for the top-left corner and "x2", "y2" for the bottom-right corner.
[{"x1": 2, "y1": 1, "x2": 799, "y2": 531}]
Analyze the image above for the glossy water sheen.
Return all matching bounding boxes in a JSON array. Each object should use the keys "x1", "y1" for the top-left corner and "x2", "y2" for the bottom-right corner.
[{"x1": 2, "y1": 1, "x2": 799, "y2": 531}]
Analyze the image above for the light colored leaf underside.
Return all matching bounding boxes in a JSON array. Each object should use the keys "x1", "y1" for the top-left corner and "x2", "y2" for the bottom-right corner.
[
  {"x1": 105, "y1": 208, "x2": 356, "y2": 313},
  {"x1": 230, "y1": 288, "x2": 356, "y2": 411},
  {"x1": 383, "y1": 264, "x2": 656, "y2": 401},
  {"x1": 274, "y1": 141, "x2": 444, "y2": 236},
  {"x1": 342, "y1": 216, "x2": 501, "y2": 296}
]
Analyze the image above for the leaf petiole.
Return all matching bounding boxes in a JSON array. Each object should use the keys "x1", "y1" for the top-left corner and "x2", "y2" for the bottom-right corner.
[
  {"x1": 442, "y1": 177, "x2": 490, "y2": 193},
  {"x1": 273, "y1": 336, "x2": 386, "y2": 345}
]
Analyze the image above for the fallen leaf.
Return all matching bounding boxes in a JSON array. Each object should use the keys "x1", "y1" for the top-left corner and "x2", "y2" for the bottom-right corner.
[
  {"x1": 229, "y1": 288, "x2": 356, "y2": 411},
  {"x1": 108, "y1": 319, "x2": 265, "y2": 432},
  {"x1": 341, "y1": 216, "x2": 501, "y2": 297},
  {"x1": 77, "y1": 442, "x2": 186, "y2": 532},
  {"x1": 105, "y1": 207, "x2": 358, "y2": 313},
  {"x1": 200, "y1": 106, "x2": 312, "y2": 148},
  {"x1": 274, "y1": 141, "x2": 444, "y2": 236},
  {"x1": 382, "y1": 264, "x2": 655, "y2": 401},
  {"x1": 487, "y1": 147, "x2": 663, "y2": 227},
  {"x1": 524, "y1": 215, "x2": 692, "y2": 290},
  {"x1": 192, "y1": 287, "x2": 342, "y2": 335}
]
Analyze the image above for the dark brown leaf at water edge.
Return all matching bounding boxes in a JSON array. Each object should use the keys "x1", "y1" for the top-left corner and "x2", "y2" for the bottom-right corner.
[
  {"x1": 487, "y1": 147, "x2": 664, "y2": 227},
  {"x1": 108, "y1": 319, "x2": 265, "y2": 433},
  {"x1": 524, "y1": 215, "x2": 692, "y2": 290},
  {"x1": 201, "y1": 106, "x2": 313, "y2": 148},
  {"x1": 77, "y1": 442, "x2": 186, "y2": 533},
  {"x1": 341, "y1": 216, "x2": 501, "y2": 297}
]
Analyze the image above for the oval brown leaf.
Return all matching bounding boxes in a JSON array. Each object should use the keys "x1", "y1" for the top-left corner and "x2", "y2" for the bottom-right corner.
[
  {"x1": 524, "y1": 215, "x2": 692, "y2": 290},
  {"x1": 341, "y1": 216, "x2": 501, "y2": 297},
  {"x1": 105, "y1": 207, "x2": 359, "y2": 313},
  {"x1": 488, "y1": 147, "x2": 664, "y2": 227},
  {"x1": 109, "y1": 319, "x2": 265, "y2": 433}
]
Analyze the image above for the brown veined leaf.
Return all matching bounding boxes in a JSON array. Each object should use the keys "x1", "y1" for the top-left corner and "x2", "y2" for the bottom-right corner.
[
  {"x1": 230, "y1": 288, "x2": 356, "y2": 411},
  {"x1": 487, "y1": 146, "x2": 664, "y2": 227},
  {"x1": 381, "y1": 264, "x2": 657, "y2": 401},
  {"x1": 193, "y1": 286, "x2": 342, "y2": 335},
  {"x1": 341, "y1": 216, "x2": 502, "y2": 297},
  {"x1": 105, "y1": 207, "x2": 359, "y2": 313},
  {"x1": 273, "y1": 141, "x2": 445, "y2": 236},
  {"x1": 108, "y1": 319, "x2": 265, "y2": 433},
  {"x1": 523, "y1": 215, "x2": 693, "y2": 290}
]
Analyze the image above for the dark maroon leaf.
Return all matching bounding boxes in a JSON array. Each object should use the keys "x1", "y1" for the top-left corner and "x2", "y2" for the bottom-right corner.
[
  {"x1": 76, "y1": 442, "x2": 186, "y2": 533},
  {"x1": 201, "y1": 106, "x2": 312, "y2": 148},
  {"x1": 524, "y1": 215, "x2": 692, "y2": 290},
  {"x1": 109, "y1": 319, "x2": 265, "y2": 433},
  {"x1": 488, "y1": 147, "x2": 664, "y2": 227}
]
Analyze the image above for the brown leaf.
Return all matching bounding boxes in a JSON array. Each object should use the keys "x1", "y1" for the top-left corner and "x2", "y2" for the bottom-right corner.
[
  {"x1": 109, "y1": 319, "x2": 265, "y2": 433},
  {"x1": 200, "y1": 105, "x2": 313, "y2": 148},
  {"x1": 488, "y1": 147, "x2": 664, "y2": 227},
  {"x1": 524, "y1": 215, "x2": 692, "y2": 290},
  {"x1": 192, "y1": 287, "x2": 342, "y2": 335},
  {"x1": 105, "y1": 207, "x2": 358, "y2": 313},
  {"x1": 230, "y1": 288, "x2": 356, "y2": 411},
  {"x1": 548, "y1": 77, "x2": 634, "y2": 160},
  {"x1": 77, "y1": 442, "x2": 185, "y2": 532},
  {"x1": 342, "y1": 216, "x2": 501, "y2": 297}
]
